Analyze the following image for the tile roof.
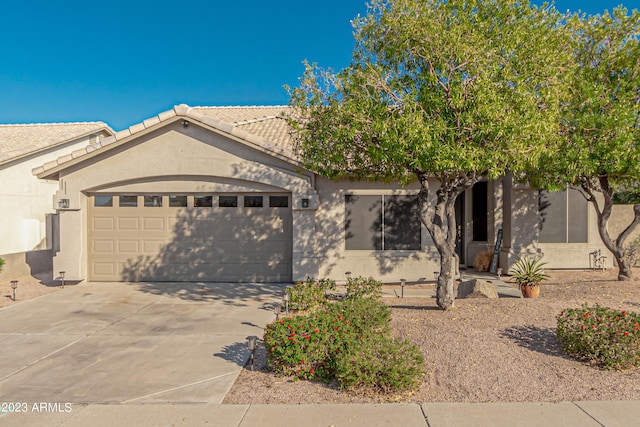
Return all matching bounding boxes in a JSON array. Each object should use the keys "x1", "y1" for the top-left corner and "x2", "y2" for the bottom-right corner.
[
  {"x1": 191, "y1": 106, "x2": 294, "y2": 156},
  {"x1": 0, "y1": 122, "x2": 114, "y2": 165},
  {"x1": 33, "y1": 105, "x2": 299, "y2": 177}
]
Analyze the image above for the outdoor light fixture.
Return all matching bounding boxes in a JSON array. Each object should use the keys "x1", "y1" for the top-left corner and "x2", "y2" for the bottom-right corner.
[
  {"x1": 283, "y1": 291, "x2": 290, "y2": 316},
  {"x1": 57, "y1": 199, "x2": 70, "y2": 209},
  {"x1": 246, "y1": 335, "x2": 258, "y2": 371},
  {"x1": 345, "y1": 271, "x2": 352, "y2": 281},
  {"x1": 496, "y1": 268, "x2": 503, "y2": 280},
  {"x1": 182, "y1": 120, "x2": 189, "y2": 128},
  {"x1": 400, "y1": 278, "x2": 406, "y2": 298},
  {"x1": 301, "y1": 198, "x2": 309, "y2": 208},
  {"x1": 273, "y1": 302, "x2": 282, "y2": 322},
  {"x1": 10, "y1": 280, "x2": 18, "y2": 301},
  {"x1": 59, "y1": 271, "x2": 66, "y2": 289},
  {"x1": 433, "y1": 271, "x2": 439, "y2": 281}
]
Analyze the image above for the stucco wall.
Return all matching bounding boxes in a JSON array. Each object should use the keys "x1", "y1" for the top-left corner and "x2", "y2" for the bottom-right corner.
[
  {"x1": 0, "y1": 249, "x2": 52, "y2": 280},
  {"x1": 313, "y1": 177, "x2": 442, "y2": 284},
  {"x1": 609, "y1": 205, "x2": 640, "y2": 244},
  {"x1": 0, "y1": 134, "x2": 107, "y2": 255},
  {"x1": 538, "y1": 192, "x2": 611, "y2": 269},
  {"x1": 51, "y1": 122, "x2": 316, "y2": 280}
]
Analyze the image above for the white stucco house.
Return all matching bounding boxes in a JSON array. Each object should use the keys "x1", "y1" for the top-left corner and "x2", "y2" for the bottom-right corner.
[
  {"x1": 0, "y1": 122, "x2": 114, "y2": 278},
  {"x1": 27, "y1": 104, "x2": 629, "y2": 284}
]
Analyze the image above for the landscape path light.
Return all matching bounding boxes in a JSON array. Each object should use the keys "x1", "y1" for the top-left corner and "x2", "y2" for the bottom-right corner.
[
  {"x1": 246, "y1": 335, "x2": 258, "y2": 371},
  {"x1": 11, "y1": 280, "x2": 18, "y2": 301},
  {"x1": 59, "y1": 271, "x2": 66, "y2": 289},
  {"x1": 400, "y1": 278, "x2": 406, "y2": 298},
  {"x1": 282, "y1": 290, "x2": 290, "y2": 316},
  {"x1": 273, "y1": 302, "x2": 282, "y2": 322}
]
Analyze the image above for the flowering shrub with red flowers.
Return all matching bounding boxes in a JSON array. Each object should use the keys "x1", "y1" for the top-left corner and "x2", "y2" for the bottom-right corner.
[
  {"x1": 264, "y1": 307, "x2": 354, "y2": 382},
  {"x1": 264, "y1": 295, "x2": 424, "y2": 392},
  {"x1": 557, "y1": 304, "x2": 640, "y2": 369},
  {"x1": 287, "y1": 277, "x2": 336, "y2": 312}
]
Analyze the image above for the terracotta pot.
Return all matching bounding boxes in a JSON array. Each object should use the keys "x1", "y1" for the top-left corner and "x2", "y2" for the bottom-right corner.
[{"x1": 520, "y1": 284, "x2": 540, "y2": 299}]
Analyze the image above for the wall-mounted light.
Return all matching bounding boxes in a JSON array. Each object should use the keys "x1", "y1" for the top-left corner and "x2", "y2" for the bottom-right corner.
[
  {"x1": 58, "y1": 199, "x2": 70, "y2": 209},
  {"x1": 301, "y1": 198, "x2": 309, "y2": 208},
  {"x1": 182, "y1": 120, "x2": 189, "y2": 128}
]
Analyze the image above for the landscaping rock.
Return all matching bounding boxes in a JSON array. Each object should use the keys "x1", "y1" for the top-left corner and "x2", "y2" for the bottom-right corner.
[{"x1": 457, "y1": 278, "x2": 498, "y2": 299}]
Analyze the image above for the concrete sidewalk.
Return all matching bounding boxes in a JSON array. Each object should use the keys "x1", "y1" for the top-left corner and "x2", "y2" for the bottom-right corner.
[{"x1": 2, "y1": 401, "x2": 639, "y2": 426}]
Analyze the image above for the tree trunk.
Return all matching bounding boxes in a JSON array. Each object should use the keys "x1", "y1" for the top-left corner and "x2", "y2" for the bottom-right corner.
[
  {"x1": 582, "y1": 180, "x2": 640, "y2": 281},
  {"x1": 435, "y1": 250, "x2": 456, "y2": 310},
  {"x1": 418, "y1": 172, "x2": 475, "y2": 310}
]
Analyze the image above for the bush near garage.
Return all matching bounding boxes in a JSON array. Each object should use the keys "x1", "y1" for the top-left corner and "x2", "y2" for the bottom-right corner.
[
  {"x1": 345, "y1": 275, "x2": 383, "y2": 299},
  {"x1": 557, "y1": 304, "x2": 640, "y2": 370},
  {"x1": 264, "y1": 277, "x2": 424, "y2": 393},
  {"x1": 287, "y1": 277, "x2": 336, "y2": 311}
]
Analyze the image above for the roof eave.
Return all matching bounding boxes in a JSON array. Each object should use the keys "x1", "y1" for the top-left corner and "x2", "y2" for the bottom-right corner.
[{"x1": 34, "y1": 106, "x2": 302, "y2": 180}]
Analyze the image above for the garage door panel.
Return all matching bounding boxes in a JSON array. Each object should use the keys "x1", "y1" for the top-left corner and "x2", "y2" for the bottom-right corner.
[
  {"x1": 92, "y1": 217, "x2": 115, "y2": 231},
  {"x1": 142, "y1": 217, "x2": 165, "y2": 231},
  {"x1": 88, "y1": 194, "x2": 292, "y2": 282},
  {"x1": 92, "y1": 240, "x2": 115, "y2": 254},
  {"x1": 118, "y1": 240, "x2": 139, "y2": 253},
  {"x1": 91, "y1": 262, "x2": 116, "y2": 277},
  {"x1": 117, "y1": 217, "x2": 140, "y2": 231}
]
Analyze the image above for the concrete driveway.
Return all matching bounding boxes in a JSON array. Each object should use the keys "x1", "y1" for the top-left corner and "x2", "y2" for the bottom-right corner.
[{"x1": 0, "y1": 281, "x2": 284, "y2": 404}]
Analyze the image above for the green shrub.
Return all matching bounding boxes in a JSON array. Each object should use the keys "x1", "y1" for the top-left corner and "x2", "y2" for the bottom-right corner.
[
  {"x1": 264, "y1": 309, "x2": 353, "y2": 381},
  {"x1": 345, "y1": 275, "x2": 383, "y2": 299},
  {"x1": 0, "y1": 257, "x2": 4, "y2": 274},
  {"x1": 323, "y1": 297, "x2": 391, "y2": 337},
  {"x1": 557, "y1": 304, "x2": 640, "y2": 370},
  {"x1": 335, "y1": 334, "x2": 424, "y2": 392},
  {"x1": 287, "y1": 277, "x2": 336, "y2": 311},
  {"x1": 264, "y1": 279, "x2": 423, "y2": 393}
]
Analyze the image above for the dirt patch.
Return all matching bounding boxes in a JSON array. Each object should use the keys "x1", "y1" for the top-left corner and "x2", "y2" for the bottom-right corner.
[
  {"x1": 223, "y1": 268, "x2": 640, "y2": 404},
  {"x1": 0, "y1": 272, "x2": 64, "y2": 308}
]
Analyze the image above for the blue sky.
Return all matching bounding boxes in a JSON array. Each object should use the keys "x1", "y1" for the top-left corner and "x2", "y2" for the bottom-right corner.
[{"x1": 0, "y1": 0, "x2": 637, "y2": 130}]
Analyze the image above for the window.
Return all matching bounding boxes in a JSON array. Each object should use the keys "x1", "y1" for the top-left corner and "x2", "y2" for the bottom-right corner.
[
  {"x1": 472, "y1": 182, "x2": 488, "y2": 241},
  {"x1": 244, "y1": 195, "x2": 263, "y2": 207},
  {"x1": 119, "y1": 195, "x2": 137, "y2": 207},
  {"x1": 169, "y1": 195, "x2": 187, "y2": 207},
  {"x1": 144, "y1": 196, "x2": 162, "y2": 207},
  {"x1": 539, "y1": 189, "x2": 588, "y2": 243},
  {"x1": 219, "y1": 195, "x2": 238, "y2": 207},
  {"x1": 269, "y1": 196, "x2": 289, "y2": 207},
  {"x1": 94, "y1": 195, "x2": 113, "y2": 207},
  {"x1": 194, "y1": 195, "x2": 213, "y2": 207},
  {"x1": 345, "y1": 194, "x2": 421, "y2": 250}
]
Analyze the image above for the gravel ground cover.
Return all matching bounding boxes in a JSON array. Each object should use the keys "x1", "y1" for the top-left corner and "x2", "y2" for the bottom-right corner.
[{"x1": 224, "y1": 269, "x2": 640, "y2": 404}]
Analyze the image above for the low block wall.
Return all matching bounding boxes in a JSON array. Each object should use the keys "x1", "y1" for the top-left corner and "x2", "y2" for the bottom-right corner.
[{"x1": 0, "y1": 249, "x2": 53, "y2": 280}]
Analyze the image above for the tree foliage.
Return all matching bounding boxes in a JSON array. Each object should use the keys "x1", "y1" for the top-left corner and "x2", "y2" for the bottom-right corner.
[
  {"x1": 288, "y1": 0, "x2": 572, "y2": 309},
  {"x1": 528, "y1": 6, "x2": 640, "y2": 280}
]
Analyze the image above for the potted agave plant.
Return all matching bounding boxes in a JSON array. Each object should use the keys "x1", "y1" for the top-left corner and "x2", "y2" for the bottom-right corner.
[{"x1": 510, "y1": 256, "x2": 549, "y2": 299}]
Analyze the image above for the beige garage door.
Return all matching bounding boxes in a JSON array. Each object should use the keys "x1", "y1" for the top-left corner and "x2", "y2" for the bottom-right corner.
[{"x1": 87, "y1": 194, "x2": 292, "y2": 282}]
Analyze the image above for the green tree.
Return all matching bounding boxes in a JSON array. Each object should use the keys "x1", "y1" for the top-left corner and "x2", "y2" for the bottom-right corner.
[
  {"x1": 288, "y1": 0, "x2": 572, "y2": 309},
  {"x1": 529, "y1": 7, "x2": 640, "y2": 281}
]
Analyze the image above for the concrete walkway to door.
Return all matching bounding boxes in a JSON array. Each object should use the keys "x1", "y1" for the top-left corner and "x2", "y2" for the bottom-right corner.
[{"x1": 0, "y1": 281, "x2": 285, "y2": 405}]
